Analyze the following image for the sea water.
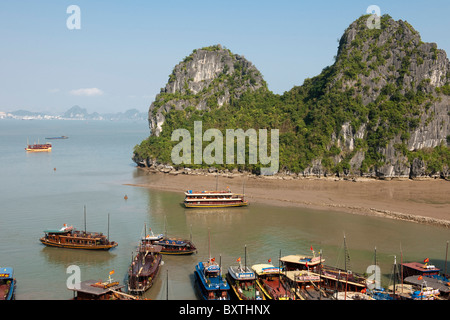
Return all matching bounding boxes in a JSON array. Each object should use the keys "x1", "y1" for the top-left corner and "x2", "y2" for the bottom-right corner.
[{"x1": 0, "y1": 119, "x2": 448, "y2": 300}]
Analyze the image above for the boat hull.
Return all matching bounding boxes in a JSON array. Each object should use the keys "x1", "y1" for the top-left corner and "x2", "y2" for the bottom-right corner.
[
  {"x1": 194, "y1": 270, "x2": 230, "y2": 300},
  {"x1": 39, "y1": 238, "x2": 118, "y2": 250},
  {"x1": 0, "y1": 268, "x2": 16, "y2": 301},
  {"x1": 127, "y1": 251, "x2": 162, "y2": 294},
  {"x1": 25, "y1": 147, "x2": 51, "y2": 152},
  {"x1": 184, "y1": 202, "x2": 248, "y2": 208},
  {"x1": 227, "y1": 275, "x2": 265, "y2": 300},
  {"x1": 160, "y1": 249, "x2": 196, "y2": 255}
]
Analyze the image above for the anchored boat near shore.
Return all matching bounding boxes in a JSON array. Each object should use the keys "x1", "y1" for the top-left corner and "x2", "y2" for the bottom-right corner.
[{"x1": 183, "y1": 188, "x2": 248, "y2": 208}]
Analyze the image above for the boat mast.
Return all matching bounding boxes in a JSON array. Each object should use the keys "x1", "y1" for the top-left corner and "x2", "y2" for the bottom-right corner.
[
  {"x1": 107, "y1": 213, "x2": 110, "y2": 241},
  {"x1": 445, "y1": 241, "x2": 449, "y2": 276},
  {"x1": 84, "y1": 205, "x2": 87, "y2": 235},
  {"x1": 343, "y1": 233, "x2": 351, "y2": 272},
  {"x1": 392, "y1": 255, "x2": 397, "y2": 300},
  {"x1": 374, "y1": 246, "x2": 377, "y2": 289},
  {"x1": 208, "y1": 229, "x2": 211, "y2": 263},
  {"x1": 244, "y1": 245, "x2": 247, "y2": 271},
  {"x1": 166, "y1": 269, "x2": 169, "y2": 300},
  {"x1": 400, "y1": 243, "x2": 404, "y2": 293}
]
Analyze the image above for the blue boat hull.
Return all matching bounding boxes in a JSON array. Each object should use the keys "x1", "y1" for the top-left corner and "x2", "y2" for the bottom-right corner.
[{"x1": 194, "y1": 263, "x2": 230, "y2": 300}]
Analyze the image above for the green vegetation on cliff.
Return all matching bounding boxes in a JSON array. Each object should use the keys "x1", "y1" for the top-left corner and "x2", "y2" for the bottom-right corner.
[{"x1": 134, "y1": 15, "x2": 450, "y2": 177}]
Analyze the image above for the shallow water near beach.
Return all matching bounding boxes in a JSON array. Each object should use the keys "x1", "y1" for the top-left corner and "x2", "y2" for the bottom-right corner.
[{"x1": 0, "y1": 119, "x2": 449, "y2": 300}]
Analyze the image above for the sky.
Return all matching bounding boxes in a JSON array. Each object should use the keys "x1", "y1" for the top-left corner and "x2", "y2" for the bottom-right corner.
[{"x1": 1, "y1": 0, "x2": 449, "y2": 114}]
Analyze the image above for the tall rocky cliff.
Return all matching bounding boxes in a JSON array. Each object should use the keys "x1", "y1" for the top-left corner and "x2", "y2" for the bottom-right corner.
[
  {"x1": 136, "y1": 15, "x2": 450, "y2": 179},
  {"x1": 148, "y1": 44, "x2": 266, "y2": 136},
  {"x1": 303, "y1": 15, "x2": 450, "y2": 178}
]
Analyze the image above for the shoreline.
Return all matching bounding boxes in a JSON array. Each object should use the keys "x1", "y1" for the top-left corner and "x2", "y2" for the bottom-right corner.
[{"x1": 127, "y1": 168, "x2": 450, "y2": 228}]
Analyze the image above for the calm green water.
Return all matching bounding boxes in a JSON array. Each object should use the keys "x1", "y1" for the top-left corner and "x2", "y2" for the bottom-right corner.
[{"x1": 0, "y1": 119, "x2": 448, "y2": 300}]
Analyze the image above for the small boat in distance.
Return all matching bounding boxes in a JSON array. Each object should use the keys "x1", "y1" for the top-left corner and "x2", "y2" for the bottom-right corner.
[
  {"x1": 25, "y1": 142, "x2": 52, "y2": 152},
  {"x1": 45, "y1": 136, "x2": 68, "y2": 139},
  {"x1": 0, "y1": 267, "x2": 16, "y2": 300},
  {"x1": 183, "y1": 187, "x2": 248, "y2": 208}
]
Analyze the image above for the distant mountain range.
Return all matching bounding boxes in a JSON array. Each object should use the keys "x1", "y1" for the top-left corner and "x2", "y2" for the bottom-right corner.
[{"x1": 0, "y1": 105, "x2": 147, "y2": 121}]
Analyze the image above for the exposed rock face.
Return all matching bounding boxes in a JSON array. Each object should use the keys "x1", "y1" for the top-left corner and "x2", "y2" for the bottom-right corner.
[
  {"x1": 148, "y1": 45, "x2": 266, "y2": 136},
  {"x1": 139, "y1": 17, "x2": 449, "y2": 179},
  {"x1": 302, "y1": 15, "x2": 450, "y2": 178}
]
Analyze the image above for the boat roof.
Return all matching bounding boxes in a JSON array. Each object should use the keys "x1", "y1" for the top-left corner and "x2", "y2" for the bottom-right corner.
[
  {"x1": 43, "y1": 229, "x2": 71, "y2": 234},
  {"x1": 68, "y1": 279, "x2": 123, "y2": 296},
  {"x1": 402, "y1": 262, "x2": 440, "y2": 273},
  {"x1": 404, "y1": 276, "x2": 450, "y2": 293},
  {"x1": 280, "y1": 254, "x2": 325, "y2": 265},
  {"x1": 185, "y1": 190, "x2": 234, "y2": 195},
  {"x1": 139, "y1": 244, "x2": 163, "y2": 252},
  {"x1": 142, "y1": 233, "x2": 164, "y2": 241},
  {"x1": 0, "y1": 267, "x2": 13, "y2": 278},
  {"x1": 284, "y1": 270, "x2": 321, "y2": 282},
  {"x1": 228, "y1": 265, "x2": 256, "y2": 280},
  {"x1": 251, "y1": 264, "x2": 281, "y2": 275}
]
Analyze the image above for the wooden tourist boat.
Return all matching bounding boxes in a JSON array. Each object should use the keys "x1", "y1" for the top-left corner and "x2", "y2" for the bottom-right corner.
[
  {"x1": 0, "y1": 267, "x2": 16, "y2": 300},
  {"x1": 252, "y1": 263, "x2": 295, "y2": 300},
  {"x1": 401, "y1": 260, "x2": 441, "y2": 278},
  {"x1": 226, "y1": 246, "x2": 264, "y2": 300},
  {"x1": 39, "y1": 224, "x2": 118, "y2": 250},
  {"x1": 183, "y1": 188, "x2": 248, "y2": 208},
  {"x1": 227, "y1": 265, "x2": 265, "y2": 300},
  {"x1": 283, "y1": 270, "x2": 329, "y2": 300},
  {"x1": 142, "y1": 226, "x2": 197, "y2": 255},
  {"x1": 69, "y1": 271, "x2": 137, "y2": 300},
  {"x1": 127, "y1": 241, "x2": 163, "y2": 294},
  {"x1": 280, "y1": 252, "x2": 325, "y2": 272}
]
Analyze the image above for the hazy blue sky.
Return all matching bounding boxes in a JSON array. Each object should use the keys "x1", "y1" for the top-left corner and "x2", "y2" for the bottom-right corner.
[{"x1": 1, "y1": 0, "x2": 449, "y2": 114}]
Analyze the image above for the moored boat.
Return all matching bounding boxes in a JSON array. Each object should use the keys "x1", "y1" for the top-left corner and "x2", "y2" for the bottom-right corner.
[
  {"x1": 183, "y1": 188, "x2": 248, "y2": 208},
  {"x1": 195, "y1": 258, "x2": 230, "y2": 300},
  {"x1": 0, "y1": 267, "x2": 16, "y2": 300},
  {"x1": 39, "y1": 224, "x2": 118, "y2": 250},
  {"x1": 194, "y1": 230, "x2": 230, "y2": 300},
  {"x1": 227, "y1": 246, "x2": 264, "y2": 300},
  {"x1": 142, "y1": 226, "x2": 197, "y2": 255},
  {"x1": 127, "y1": 241, "x2": 163, "y2": 294},
  {"x1": 252, "y1": 263, "x2": 295, "y2": 300},
  {"x1": 227, "y1": 264, "x2": 264, "y2": 300},
  {"x1": 69, "y1": 271, "x2": 137, "y2": 300}
]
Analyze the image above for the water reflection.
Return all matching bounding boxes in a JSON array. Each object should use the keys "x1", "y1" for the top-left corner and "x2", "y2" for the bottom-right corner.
[{"x1": 40, "y1": 246, "x2": 117, "y2": 267}]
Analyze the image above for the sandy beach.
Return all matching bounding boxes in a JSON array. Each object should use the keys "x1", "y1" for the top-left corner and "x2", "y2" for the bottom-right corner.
[{"x1": 128, "y1": 169, "x2": 450, "y2": 228}]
